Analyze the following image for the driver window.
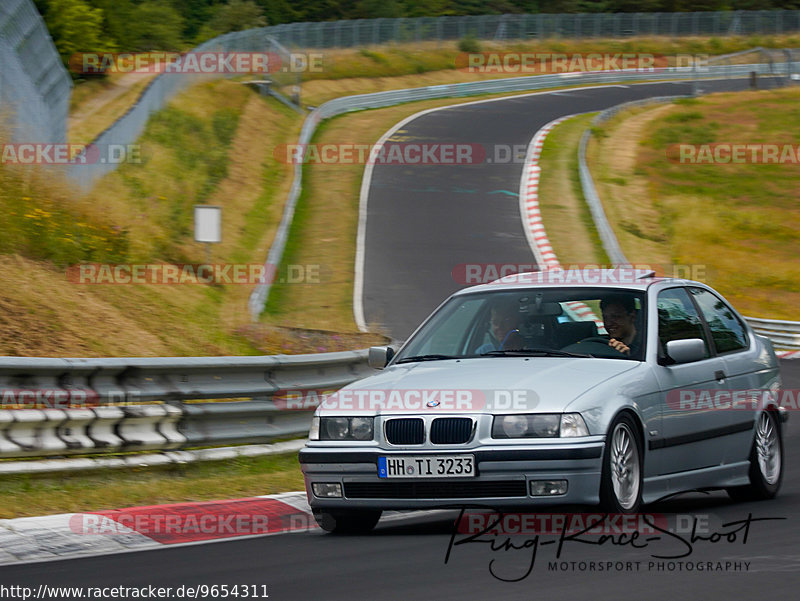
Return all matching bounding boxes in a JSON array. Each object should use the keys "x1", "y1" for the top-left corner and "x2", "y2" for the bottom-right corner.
[{"x1": 657, "y1": 288, "x2": 710, "y2": 358}]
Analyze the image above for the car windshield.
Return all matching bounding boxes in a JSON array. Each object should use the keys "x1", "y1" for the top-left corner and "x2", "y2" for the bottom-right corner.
[{"x1": 394, "y1": 287, "x2": 646, "y2": 362}]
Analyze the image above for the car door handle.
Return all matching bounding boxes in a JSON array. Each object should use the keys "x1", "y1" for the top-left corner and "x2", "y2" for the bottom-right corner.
[{"x1": 715, "y1": 370, "x2": 726, "y2": 382}]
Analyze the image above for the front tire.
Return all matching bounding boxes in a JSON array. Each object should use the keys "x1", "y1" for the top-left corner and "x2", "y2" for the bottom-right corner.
[
  {"x1": 727, "y1": 410, "x2": 783, "y2": 502},
  {"x1": 313, "y1": 509, "x2": 382, "y2": 534},
  {"x1": 599, "y1": 414, "x2": 643, "y2": 513}
]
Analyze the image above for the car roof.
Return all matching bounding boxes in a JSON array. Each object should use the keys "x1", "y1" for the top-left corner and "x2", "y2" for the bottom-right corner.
[{"x1": 452, "y1": 268, "x2": 698, "y2": 295}]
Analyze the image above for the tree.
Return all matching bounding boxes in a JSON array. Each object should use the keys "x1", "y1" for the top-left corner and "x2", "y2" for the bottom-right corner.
[
  {"x1": 168, "y1": 0, "x2": 222, "y2": 41},
  {"x1": 84, "y1": 0, "x2": 136, "y2": 51},
  {"x1": 196, "y1": 0, "x2": 267, "y2": 42},
  {"x1": 254, "y1": 0, "x2": 301, "y2": 25},
  {"x1": 354, "y1": 0, "x2": 404, "y2": 18},
  {"x1": 129, "y1": 1, "x2": 186, "y2": 51},
  {"x1": 39, "y1": 0, "x2": 114, "y2": 62}
]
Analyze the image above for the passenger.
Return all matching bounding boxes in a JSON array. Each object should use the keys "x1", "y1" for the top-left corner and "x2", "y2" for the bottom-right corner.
[{"x1": 477, "y1": 301, "x2": 524, "y2": 354}]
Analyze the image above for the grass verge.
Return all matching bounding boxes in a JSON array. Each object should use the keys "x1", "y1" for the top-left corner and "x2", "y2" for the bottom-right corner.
[
  {"x1": 586, "y1": 87, "x2": 800, "y2": 320},
  {"x1": 1, "y1": 80, "x2": 303, "y2": 356},
  {"x1": 0, "y1": 452, "x2": 304, "y2": 519},
  {"x1": 537, "y1": 113, "x2": 609, "y2": 266}
]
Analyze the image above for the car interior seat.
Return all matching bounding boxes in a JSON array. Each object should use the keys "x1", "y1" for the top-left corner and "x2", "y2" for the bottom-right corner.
[{"x1": 555, "y1": 321, "x2": 599, "y2": 348}]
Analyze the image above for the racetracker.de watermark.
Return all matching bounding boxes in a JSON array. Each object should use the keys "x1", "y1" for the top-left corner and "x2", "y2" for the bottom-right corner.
[
  {"x1": 273, "y1": 142, "x2": 581, "y2": 165},
  {"x1": 457, "y1": 512, "x2": 669, "y2": 535},
  {"x1": 667, "y1": 143, "x2": 800, "y2": 164},
  {"x1": 69, "y1": 52, "x2": 324, "y2": 74},
  {"x1": 1, "y1": 143, "x2": 141, "y2": 165},
  {"x1": 274, "y1": 142, "x2": 484, "y2": 165},
  {"x1": 454, "y1": 52, "x2": 695, "y2": 73},
  {"x1": 0, "y1": 389, "x2": 100, "y2": 409},
  {"x1": 273, "y1": 388, "x2": 540, "y2": 412},
  {"x1": 66, "y1": 263, "x2": 321, "y2": 285},
  {"x1": 451, "y1": 263, "x2": 708, "y2": 285},
  {"x1": 69, "y1": 512, "x2": 270, "y2": 536},
  {"x1": 666, "y1": 388, "x2": 800, "y2": 411}
]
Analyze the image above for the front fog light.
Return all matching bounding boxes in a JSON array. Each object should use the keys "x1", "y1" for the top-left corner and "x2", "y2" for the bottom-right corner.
[
  {"x1": 312, "y1": 483, "x2": 343, "y2": 498},
  {"x1": 530, "y1": 480, "x2": 568, "y2": 496}
]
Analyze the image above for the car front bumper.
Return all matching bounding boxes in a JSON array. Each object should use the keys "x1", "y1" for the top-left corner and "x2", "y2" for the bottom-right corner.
[{"x1": 300, "y1": 441, "x2": 605, "y2": 510}]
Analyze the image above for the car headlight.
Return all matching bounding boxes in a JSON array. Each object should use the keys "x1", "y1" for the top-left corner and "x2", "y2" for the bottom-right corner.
[
  {"x1": 312, "y1": 417, "x2": 375, "y2": 441},
  {"x1": 491, "y1": 413, "x2": 588, "y2": 438},
  {"x1": 492, "y1": 414, "x2": 560, "y2": 438},
  {"x1": 350, "y1": 417, "x2": 374, "y2": 440},
  {"x1": 325, "y1": 417, "x2": 350, "y2": 439},
  {"x1": 559, "y1": 413, "x2": 590, "y2": 437}
]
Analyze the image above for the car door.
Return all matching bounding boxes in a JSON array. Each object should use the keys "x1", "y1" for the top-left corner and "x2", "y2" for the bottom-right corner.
[
  {"x1": 652, "y1": 287, "x2": 728, "y2": 475},
  {"x1": 688, "y1": 286, "x2": 768, "y2": 465}
]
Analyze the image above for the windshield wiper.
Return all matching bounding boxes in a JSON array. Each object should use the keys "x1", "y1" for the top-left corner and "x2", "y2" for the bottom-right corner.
[
  {"x1": 480, "y1": 348, "x2": 593, "y2": 358},
  {"x1": 395, "y1": 354, "x2": 459, "y2": 364}
]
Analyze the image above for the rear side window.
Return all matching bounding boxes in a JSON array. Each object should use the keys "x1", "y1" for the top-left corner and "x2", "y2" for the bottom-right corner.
[
  {"x1": 657, "y1": 287, "x2": 710, "y2": 358},
  {"x1": 689, "y1": 287, "x2": 749, "y2": 354}
]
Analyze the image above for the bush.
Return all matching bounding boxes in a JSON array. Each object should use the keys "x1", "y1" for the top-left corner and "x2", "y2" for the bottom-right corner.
[
  {"x1": 458, "y1": 35, "x2": 481, "y2": 54},
  {"x1": 0, "y1": 161, "x2": 129, "y2": 266}
]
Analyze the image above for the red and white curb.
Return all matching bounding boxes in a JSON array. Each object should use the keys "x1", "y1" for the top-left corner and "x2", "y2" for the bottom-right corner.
[
  {"x1": 777, "y1": 350, "x2": 800, "y2": 359},
  {"x1": 519, "y1": 116, "x2": 604, "y2": 330},
  {"x1": 0, "y1": 492, "x2": 316, "y2": 565},
  {"x1": 518, "y1": 116, "x2": 574, "y2": 270},
  {"x1": 0, "y1": 492, "x2": 445, "y2": 565}
]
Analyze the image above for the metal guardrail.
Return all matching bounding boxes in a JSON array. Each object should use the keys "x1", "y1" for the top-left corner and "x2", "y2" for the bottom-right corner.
[
  {"x1": 578, "y1": 94, "x2": 693, "y2": 266},
  {"x1": 746, "y1": 317, "x2": 800, "y2": 351},
  {"x1": 0, "y1": 350, "x2": 373, "y2": 461},
  {"x1": 576, "y1": 94, "x2": 800, "y2": 350},
  {"x1": 248, "y1": 61, "x2": 791, "y2": 319}
]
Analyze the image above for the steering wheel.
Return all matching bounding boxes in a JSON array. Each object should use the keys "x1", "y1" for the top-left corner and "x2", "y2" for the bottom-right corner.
[
  {"x1": 568, "y1": 336, "x2": 628, "y2": 357},
  {"x1": 499, "y1": 329, "x2": 524, "y2": 350}
]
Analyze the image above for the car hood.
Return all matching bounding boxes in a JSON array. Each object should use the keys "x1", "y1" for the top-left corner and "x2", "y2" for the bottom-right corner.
[{"x1": 320, "y1": 357, "x2": 641, "y2": 414}]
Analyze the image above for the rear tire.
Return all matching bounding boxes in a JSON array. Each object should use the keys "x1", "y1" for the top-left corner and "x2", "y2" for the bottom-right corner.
[
  {"x1": 313, "y1": 509, "x2": 381, "y2": 534},
  {"x1": 727, "y1": 411, "x2": 783, "y2": 502},
  {"x1": 599, "y1": 413, "x2": 643, "y2": 514}
]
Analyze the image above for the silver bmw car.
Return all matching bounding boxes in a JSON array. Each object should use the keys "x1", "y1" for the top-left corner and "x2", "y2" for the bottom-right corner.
[{"x1": 300, "y1": 269, "x2": 786, "y2": 533}]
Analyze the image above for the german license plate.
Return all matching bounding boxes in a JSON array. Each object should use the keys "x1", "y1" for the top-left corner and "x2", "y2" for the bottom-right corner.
[{"x1": 378, "y1": 455, "x2": 475, "y2": 478}]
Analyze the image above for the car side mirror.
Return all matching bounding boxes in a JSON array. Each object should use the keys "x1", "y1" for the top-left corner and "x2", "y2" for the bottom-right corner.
[
  {"x1": 664, "y1": 338, "x2": 706, "y2": 364},
  {"x1": 368, "y1": 346, "x2": 395, "y2": 369}
]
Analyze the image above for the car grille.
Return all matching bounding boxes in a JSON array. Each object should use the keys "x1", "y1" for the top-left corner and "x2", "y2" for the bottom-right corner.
[
  {"x1": 430, "y1": 417, "x2": 473, "y2": 444},
  {"x1": 344, "y1": 480, "x2": 527, "y2": 499},
  {"x1": 385, "y1": 418, "x2": 425, "y2": 445}
]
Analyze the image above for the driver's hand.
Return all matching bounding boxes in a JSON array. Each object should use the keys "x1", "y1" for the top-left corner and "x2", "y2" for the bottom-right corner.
[{"x1": 608, "y1": 338, "x2": 630, "y2": 355}]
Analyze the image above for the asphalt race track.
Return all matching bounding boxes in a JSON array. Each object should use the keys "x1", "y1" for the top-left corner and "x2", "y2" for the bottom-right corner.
[
  {"x1": 2, "y1": 383, "x2": 798, "y2": 601},
  {"x1": 361, "y1": 78, "x2": 776, "y2": 339},
  {"x1": 3, "y1": 79, "x2": 799, "y2": 600}
]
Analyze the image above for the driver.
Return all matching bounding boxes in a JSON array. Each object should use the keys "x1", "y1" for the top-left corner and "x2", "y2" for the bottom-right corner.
[
  {"x1": 477, "y1": 300, "x2": 524, "y2": 354},
  {"x1": 600, "y1": 295, "x2": 640, "y2": 357}
]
